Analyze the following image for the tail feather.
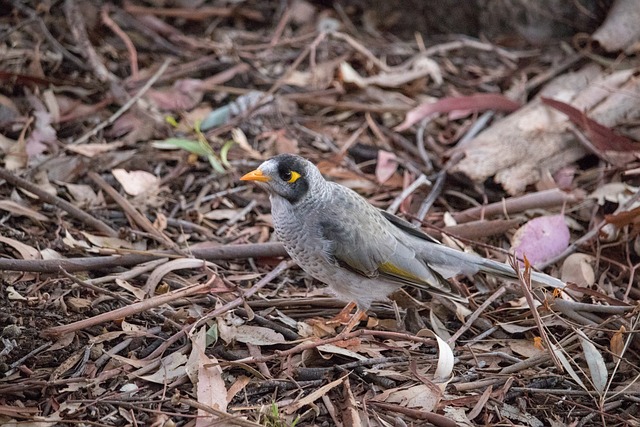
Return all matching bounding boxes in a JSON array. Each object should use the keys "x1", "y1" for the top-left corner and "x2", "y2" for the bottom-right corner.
[
  {"x1": 475, "y1": 257, "x2": 565, "y2": 289},
  {"x1": 421, "y1": 242, "x2": 566, "y2": 289}
]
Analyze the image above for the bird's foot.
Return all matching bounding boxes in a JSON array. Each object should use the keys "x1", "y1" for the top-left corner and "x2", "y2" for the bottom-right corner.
[
  {"x1": 326, "y1": 302, "x2": 367, "y2": 335},
  {"x1": 340, "y1": 308, "x2": 367, "y2": 335}
]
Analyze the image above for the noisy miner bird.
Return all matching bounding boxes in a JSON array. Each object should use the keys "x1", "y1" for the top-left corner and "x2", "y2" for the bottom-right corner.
[{"x1": 241, "y1": 154, "x2": 565, "y2": 310}]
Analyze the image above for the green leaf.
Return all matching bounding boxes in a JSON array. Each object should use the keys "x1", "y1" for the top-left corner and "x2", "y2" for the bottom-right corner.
[
  {"x1": 207, "y1": 154, "x2": 225, "y2": 173},
  {"x1": 219, "y1": 139, "x2": 235, "y2": 168},
  {"x1": 152, "y1": 138, "x2": 211, "y2": 156},
  {"x1": 205, "y1": 323, "x2": 218, "y2": 347}
]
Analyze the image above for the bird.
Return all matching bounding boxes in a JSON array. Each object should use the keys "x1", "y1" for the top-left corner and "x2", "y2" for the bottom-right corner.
[{"x1": 241, "y1": 154, "x2": 565, "y2": 311}]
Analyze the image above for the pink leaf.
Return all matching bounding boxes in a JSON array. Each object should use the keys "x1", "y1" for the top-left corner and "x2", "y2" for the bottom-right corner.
[
  {"x1": 375, "y1": 150, "x2": 398, "y2": 183},
  {"x1": 511, "y1": 215, "x2": 570, "y2": 267},
  {"x1": 541, "y1": 97, "x2": 639, "y2": 152},
  {"x1": 394, "y1": 94, "x2": 521, "y2": 131},
  {"x1": 146, "y1": 79, "x2": 205, "y2": 111}
]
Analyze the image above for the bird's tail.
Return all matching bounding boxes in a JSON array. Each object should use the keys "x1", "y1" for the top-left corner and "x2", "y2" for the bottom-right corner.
[
  {"x1": 421, "y1": 242, "x2": 566, "y2": 289},
  {"x1": 473, "y1": 256, "x2": 565, "y2": 288}
]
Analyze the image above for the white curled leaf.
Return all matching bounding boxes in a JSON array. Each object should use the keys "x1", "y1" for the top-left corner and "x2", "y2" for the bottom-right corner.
[{"x1": 417, "y1": 328, "x2": 454, "y2": 383}]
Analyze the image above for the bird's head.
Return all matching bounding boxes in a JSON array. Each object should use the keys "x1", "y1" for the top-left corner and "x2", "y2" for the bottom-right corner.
[{"x1": 240, "y1": 154, "x2": 322, "y2": 204}]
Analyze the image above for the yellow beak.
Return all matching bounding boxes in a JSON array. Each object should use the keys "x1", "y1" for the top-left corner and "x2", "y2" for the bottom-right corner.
[{"x1": 240, "y1": 169, "x2": 271, "y2": 182}]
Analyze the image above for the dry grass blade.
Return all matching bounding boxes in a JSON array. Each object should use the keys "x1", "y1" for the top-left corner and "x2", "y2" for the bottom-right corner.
[{"x1": 510, "y1": 255, "x2": 563, "y2": 370}]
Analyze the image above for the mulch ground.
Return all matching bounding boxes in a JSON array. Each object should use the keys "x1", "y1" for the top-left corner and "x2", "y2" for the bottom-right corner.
[{"x1": 0, "y1": 1, "x2": 638, "y2": 426}]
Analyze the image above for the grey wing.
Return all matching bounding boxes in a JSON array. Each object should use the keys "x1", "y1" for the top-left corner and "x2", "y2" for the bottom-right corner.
[
  {"x1": 316, "y1": 186, "x2": 465, "y2": 300},
  {"x1": 316, "y1": 188, "x2": 398, "y2": 276},
  {"x1": 379, "y1": 210, "x2": 440, "y2": 243}
]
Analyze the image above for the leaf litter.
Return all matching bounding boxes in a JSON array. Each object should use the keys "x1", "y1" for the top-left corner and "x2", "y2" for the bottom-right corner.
[{"x1": 0, "y1": 1, "x2": 639, "y2": 426}]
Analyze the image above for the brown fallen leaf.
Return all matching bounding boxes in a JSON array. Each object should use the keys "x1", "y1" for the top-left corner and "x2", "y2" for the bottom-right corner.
[
  {"x1": 610, "y1": 326, "x2": 626, "y2": 358},
  {"x1": 395, "y1": 94, "x2": 521, "y2": 131},
  {"x1": 541, "y1": 97, "x2": 640, "y2": 153}
]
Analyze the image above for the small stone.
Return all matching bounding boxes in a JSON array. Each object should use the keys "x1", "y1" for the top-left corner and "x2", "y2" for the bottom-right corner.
[{"x1": 1, "y1": 324, "x2": 21, "y2": 338}]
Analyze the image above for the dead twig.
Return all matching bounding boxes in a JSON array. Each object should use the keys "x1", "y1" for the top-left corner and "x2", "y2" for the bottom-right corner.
[
  {"x1": 143, "y1": 260, "x2": 294, "y2": 362},
  {"x1": 178, "y1": 396, "x2": 263, "y2": 427},
  {"x1": 41, "y1": 278, "x2": 218, "y2": 339},
  {"x1": 0, "y1": 167, "x2": 118, "y2": 237},
  {"x1": 452, "y1": 188, "x2": 581, "y2": 224},
  {"x1": 88, "y1": 171, "x2": 181, "y2": 252},
  {"x1": 64, "y1": 0, "x2": 113, "y2": 82},
  {"x1": 124, "y1": 4, "x2": 264, "y2": 22},
  {"x1": 0, "y1": 242, "x2": 288, "y2": 273},
  {"x1": 236, "y1": 329, "x2": 437, "y2": 365},
  {"x1": 512, "y1": 256, "x2": 563, "y2": 371},
  {"x1": 538, "y1": 187, "x2": 640, "y2": 269},
  {"x1": 69, "y1": 58, "x2": 170, "y2": 145},
  {"x1": 101, "y1": 4, "x2": 139, "y2": 79},
  {"x1": 369, "y1": 402, "x2": 457, "y2": 427},
  {"x1": 448, "y1": 286, "x2": 506, "y2": 345}
]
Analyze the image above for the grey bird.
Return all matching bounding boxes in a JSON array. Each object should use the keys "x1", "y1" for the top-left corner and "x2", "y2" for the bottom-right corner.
[{"x1": 241, "y1": 154, "x2": 565, "y2": 310}]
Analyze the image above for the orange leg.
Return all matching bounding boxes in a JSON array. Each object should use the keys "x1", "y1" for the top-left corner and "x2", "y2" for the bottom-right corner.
[
  {"x1": 341, "y1": 308, "x2": 366, "y2": 335},
  {"x1": 326, "y1": 301, "x2": 367, "y2": 335},
  {"x1": 328, "y1": 301, "x2": 358, "y2": 325}
]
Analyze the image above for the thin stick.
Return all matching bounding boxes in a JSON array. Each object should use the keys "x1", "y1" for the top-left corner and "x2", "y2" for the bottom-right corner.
[
  {"x1": 0, "y1": 242, "x2": 288, "y2": 273},
  {"x1": 448, "y1": 286, "x2": 506, "y2": 345},
  {"x1": 386, "y1": 174, "x2": 430, "y2": 215},
  {"x1": 538, "y1": 187, "x2": 640, "y2": 268},
  {"x1": 69, "y1": 58, "x2": 170, "y2": 145},
  {"x1": 452, "y1": 188, "x2": 580, "y2": 224},
  {"x1": 0, "y1": 167, "x2": 118, "y2": 237},
  {"x1": 143, "y1": 260, "x2": 293, "y2": 361},
  {"x1": 88, "y1": 171, "x2": 181, "y2": 252},
  {"x1": 101, "y1": 4, "x2": 139, "y2": 79},
  {"x1": 41, "y1": 279, "x2": 215, "y2": 338},
  {"x1": 512, "y1": 256, "x2": 562, "y2": 371}
]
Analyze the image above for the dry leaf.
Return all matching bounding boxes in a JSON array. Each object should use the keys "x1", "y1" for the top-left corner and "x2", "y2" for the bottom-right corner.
[
  {"x1": 81, "y1": 232, "x2": 134, "y2": 250},
  {"x1": 187, "y1": 327, "x2": 228, "y2": 426},
  {"x1": 317, "y1": 344, "x2": 368, "y2": 360},
  {"x1": 146, "y1": 79, "x2": 204, "y2": 111},
  {"x1": 551, "y1": 342, "x2": 586, "y2": 391},
  {"x1": 508, "y1": 339, "x2": 543, "y2": 358},
  {"x1": 371, "y1": 384, "x2": 441, "y2": 412},
  {"x1": 588, "y1": 182, "x2": 639, "y2": 206},
  {"x1": 0, "y1": 200, "x2": 48, "y2": 222},
  {"x1": 145, "y1": 259, "x2": 217, "y2": 296},
  {"x1": 610, "y1": 326, "x2": 626, "y2": 358},
  {"x1": 218, "y1": 323, "x2": 286, "y2": 346},
  {"x1": 500, "y1": 403, "x2": 543, "y2": 427},
  {"x1": 284, "y1": 375, "x2": 346, "y2": 414},
  {"x1": 0, "y1": 236, "x2": 41, "y2": 260},
  {"x1": 395, "y1": 94, "x2": 521, "y2": 131},
  {"x1": 60, "y1": 182, "x2": 101, "y2": 206},
  {"x1": 561, "y1": 254, "x2": 595, "y2": 287},
  {"x1": 416, "y1": 328, "x2": 454, "y2": 383},
  {"x1": 26, "y1": 110, "x2": 57, "y2": 158},
  {"x1": 592, "y1": 0, "x2": 640, "y2": 52},
  {"x1": 7, "y1": 286, "x2": 27, "y2": 301},
  {"x1": 511, "y1": 215, "x2": 570, "y2": 267},
  {"x1": 66, "y1": 141, "x2": 125, "y2": 157},
  {"x1": 375, "y1": 150, "x2": 398, "y2": 184},
  {"x1": 112, "y1": 169, "x2": 160, "y2": 196},
  {"x1": 577, "y1": 330, "x2": 608, "y2": 394},
  {"x1": 140, "y1": 351, "x2": 187, "y2": 384}
]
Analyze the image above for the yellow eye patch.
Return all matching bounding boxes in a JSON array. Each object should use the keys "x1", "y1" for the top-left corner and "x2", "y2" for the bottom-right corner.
[{"x1": 287, "y1": 171, "x2": 301, "y2": 183}]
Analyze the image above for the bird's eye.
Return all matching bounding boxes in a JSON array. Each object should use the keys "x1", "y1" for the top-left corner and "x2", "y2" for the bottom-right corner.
[
  {"x1": 279, "y1": 170, "x2": 291, "y2": 181},
  {"x1": 279, "y1": 169, "x2": 301, "y2": 183}
]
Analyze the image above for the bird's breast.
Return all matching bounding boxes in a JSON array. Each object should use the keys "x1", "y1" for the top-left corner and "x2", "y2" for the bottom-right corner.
[{"x1": 270, "y1": 196, "x2": 331, "y2": 276}]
